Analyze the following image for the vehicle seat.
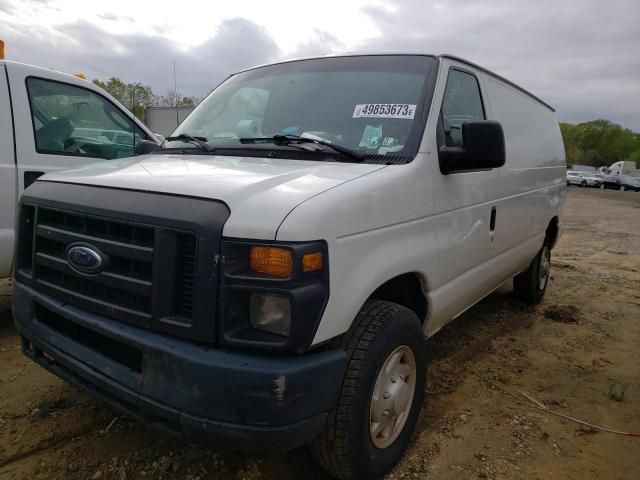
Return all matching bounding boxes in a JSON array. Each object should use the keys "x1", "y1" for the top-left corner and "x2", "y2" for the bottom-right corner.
[{"x1": 36, "y1": 118, "x2": 74, "y2": 151}]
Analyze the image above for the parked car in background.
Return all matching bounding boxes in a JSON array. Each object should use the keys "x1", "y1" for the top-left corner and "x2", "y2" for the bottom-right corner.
[
  {"x1": 582, "y1": 172, "x2": 604, "y2": 187},
  {"x1": 600, "y1": 175, "x2": 640, "y2": 191},
  {"x1": 567, "y1": 170, "x2": 604, "y2": 187},
  {"x1": 626, "y1": 176, "x2": 640, "y2": 191},
  {"x1": 567, "y1": 170, "x2": 587, "y2": 186}
]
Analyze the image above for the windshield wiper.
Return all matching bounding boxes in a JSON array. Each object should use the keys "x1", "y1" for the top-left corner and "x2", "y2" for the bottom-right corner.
[
  {"x1": 165, "y1": 133, "x2": 215, "y2": 152},
  {"x1": 239, "y1": 134, "x2": 365, "y2": 162}
]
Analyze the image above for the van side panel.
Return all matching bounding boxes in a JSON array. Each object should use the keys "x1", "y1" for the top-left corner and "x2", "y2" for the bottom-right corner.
[
  {"x1": 482, "y1": 74, "x2": 566, "y2": 254},
  {"x1": 0, "y1": 63, "x2": 17, "y2": 276}
]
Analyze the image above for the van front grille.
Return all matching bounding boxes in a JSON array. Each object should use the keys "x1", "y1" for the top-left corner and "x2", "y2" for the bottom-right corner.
[
  {"x1": 32, "y1": 207, "x2": 157, "y2": 325},
  {"x1": 23, "y1": 206, "x2": 199, "y2": 333},
  {"x1": 16, "y1": 183, "x2": 230, "y2": 344},
  {"x1": 175, "y1": 233, "x2": 196, "y2": 317}
]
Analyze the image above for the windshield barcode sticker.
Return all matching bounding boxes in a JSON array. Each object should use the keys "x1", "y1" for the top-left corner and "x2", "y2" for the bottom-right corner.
[{"x1": 353, "y1": 104, "x2": 416, "y2": 119}]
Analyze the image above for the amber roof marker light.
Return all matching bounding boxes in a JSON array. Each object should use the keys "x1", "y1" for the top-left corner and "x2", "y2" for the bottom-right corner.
[{"x1": 0, "y1": 40, "x2": 5, "y2": 60}]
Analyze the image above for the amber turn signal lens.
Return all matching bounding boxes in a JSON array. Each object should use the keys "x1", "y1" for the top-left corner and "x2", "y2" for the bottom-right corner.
[
  {"x1": 302, "y1": 252, "x2": 323, "y2": 272},
  {"x1": 250, "y1": 247, "x2": 293, "y2": 277}
]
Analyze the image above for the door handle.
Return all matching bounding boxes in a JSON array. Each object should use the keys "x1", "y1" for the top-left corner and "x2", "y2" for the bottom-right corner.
[
  {"x1": 490, "y1": 206, "x2": 497, "y2": 232},
  {"x1": 24, "y1": 171, "x2": 45, "y2": 189}
]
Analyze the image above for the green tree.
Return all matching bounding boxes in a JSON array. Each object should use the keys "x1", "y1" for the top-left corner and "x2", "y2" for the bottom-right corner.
[
  {"x1": 92, "y1": 78, "x2": 154, "y2": 120},
  {"x1": 560, "y1": 119, "x2": 640, "y2": 168}
]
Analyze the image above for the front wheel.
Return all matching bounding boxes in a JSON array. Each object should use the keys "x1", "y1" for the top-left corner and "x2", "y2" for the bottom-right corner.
[
  {"x1": 581, "y1": 181, "x2": 587, "y2": 187},
  {"x1": 311, "y1": 300, "x2": 426, "y2": 480},
  {"x1": 514, "y1": 243, "x2": 550, "y2": 305}
]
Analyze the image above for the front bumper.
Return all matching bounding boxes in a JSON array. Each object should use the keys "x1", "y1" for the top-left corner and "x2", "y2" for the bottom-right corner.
[{"x1": 13, "y1": 283, "x2": 346, "y2": 452}]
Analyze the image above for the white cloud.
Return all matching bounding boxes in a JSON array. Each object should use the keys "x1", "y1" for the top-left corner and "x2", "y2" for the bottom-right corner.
[{"x1": 355, "y1": 0, "x2": 640, "y2": 129}]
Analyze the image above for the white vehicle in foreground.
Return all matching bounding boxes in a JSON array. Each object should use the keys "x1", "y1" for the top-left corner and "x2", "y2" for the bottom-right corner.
[
  {"x1": 0, "y1": 56, "x2": 159, "y2": 277},
  {"x1": 13, "y1": 54, "x2": 565, "y2": 479}
]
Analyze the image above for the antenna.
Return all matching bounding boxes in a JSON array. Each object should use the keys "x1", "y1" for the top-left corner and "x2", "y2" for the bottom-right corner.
[{"x1": 173, "y1": 60, "x2": 179, "y2": 127}]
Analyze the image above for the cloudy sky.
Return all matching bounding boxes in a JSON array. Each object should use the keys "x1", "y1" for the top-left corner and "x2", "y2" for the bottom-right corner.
[{"x1": 1, "y1": 0, "x2": 639, "y2": 130}]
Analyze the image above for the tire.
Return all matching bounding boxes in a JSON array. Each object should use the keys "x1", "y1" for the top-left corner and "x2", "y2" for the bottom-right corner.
[
  {"x1": 513, "y1": 243, "x2": 551, "y2": 305},
  {"x1": 581, "y1": 181, "x2": 586, "y2": 187},
  {"x1": 600, "y1": 184, "x2": 605, "y2": 189},
  {"x1": 310, "y1": 300, "x2": 427, "y2": 480},
  {"x1": 620, "y1": 185, "x2": 625, "y2": 191}
]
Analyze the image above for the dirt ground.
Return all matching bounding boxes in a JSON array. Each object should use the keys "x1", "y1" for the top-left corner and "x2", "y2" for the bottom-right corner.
[{"x1": 1, "y1": 188, "x2": 639, "y2": 480}]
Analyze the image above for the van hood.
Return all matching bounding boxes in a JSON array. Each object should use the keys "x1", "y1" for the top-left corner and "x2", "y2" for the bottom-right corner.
[{"x1": 40, "y1": 154, "x2": 386, "y2": 239}]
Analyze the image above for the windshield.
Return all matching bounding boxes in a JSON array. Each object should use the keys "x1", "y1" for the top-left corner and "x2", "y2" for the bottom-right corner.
[{"x1": 168, "y1": 55, "x2": 436, "y2": 162}]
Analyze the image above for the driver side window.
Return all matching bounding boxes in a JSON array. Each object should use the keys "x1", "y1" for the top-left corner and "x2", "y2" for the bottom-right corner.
[
  {"x1": 440, "y1": 69, "x2": 485, "y2": 147},
  {"x1": 26, "y1": 77, "x2": 147, "y2": 160}
]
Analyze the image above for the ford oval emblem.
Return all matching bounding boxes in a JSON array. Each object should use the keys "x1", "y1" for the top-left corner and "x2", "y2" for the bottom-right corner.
[{"x1": 66, "y1": 244, "x2": 105, "y2": 274}]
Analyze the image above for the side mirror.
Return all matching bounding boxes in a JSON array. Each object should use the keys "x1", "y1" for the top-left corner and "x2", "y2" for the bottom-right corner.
[
  {"x1": 134, "y1": 140, "x2": 161, "y2": 156},
  {"x1": 439, "y1": 120, "x2": 505, "y2": 174}
]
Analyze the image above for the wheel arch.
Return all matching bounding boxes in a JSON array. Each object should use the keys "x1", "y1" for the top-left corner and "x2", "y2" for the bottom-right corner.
[
  {"x1": 546, "y1": 216, "x2": 560, "y2": 249},
  {"x1": 367, "y1": 272, "x2": 430, "y2": 324}
]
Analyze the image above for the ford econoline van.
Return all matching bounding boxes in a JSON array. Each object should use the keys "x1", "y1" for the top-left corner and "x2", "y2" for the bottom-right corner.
[{"x1": 13, "y1": 54, "x2": 565, "y2": 479}]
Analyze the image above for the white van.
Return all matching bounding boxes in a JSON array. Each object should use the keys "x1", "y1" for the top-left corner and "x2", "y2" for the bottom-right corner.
[
  {"x1": 13, "y1": 54, "x2": 565, "y2": 479},
  {"x1": 0, "y1": 58, "x2": 159, "y2": 277}
]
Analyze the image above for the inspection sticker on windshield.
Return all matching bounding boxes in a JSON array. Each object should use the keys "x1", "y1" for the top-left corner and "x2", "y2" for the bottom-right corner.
[{"x1": 352, "y1": 104, "x2": 416, "y2": 119}]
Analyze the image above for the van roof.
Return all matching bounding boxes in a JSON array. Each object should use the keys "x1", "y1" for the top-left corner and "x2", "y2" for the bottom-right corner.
[{"x1": 235, "y1": 52, "x2": 555, "y2": 112}]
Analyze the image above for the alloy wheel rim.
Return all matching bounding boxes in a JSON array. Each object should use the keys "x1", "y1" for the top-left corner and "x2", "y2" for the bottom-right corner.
[
  {"x1": 539, "y1": 246, "x2": 550, "y2": 290},
  {"x1": 369, "y1": 345, "x2": 417, "y2": 449}
]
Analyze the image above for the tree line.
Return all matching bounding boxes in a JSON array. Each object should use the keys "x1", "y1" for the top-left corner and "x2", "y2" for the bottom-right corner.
[
  {"x1": 92, "y1": 77, "x2": 202, "y2": 120},
  {"x1": 560, "y1": 119, "x2": 640, "y2": 168}
]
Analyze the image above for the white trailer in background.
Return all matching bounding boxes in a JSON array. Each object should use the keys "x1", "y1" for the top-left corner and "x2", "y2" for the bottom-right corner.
[
  {"x1": 144, "y1": 106, "x2": 195, "y2": 137},
  {"x1": 608, "y1": 160, "x2": 640, "y2": 177}
]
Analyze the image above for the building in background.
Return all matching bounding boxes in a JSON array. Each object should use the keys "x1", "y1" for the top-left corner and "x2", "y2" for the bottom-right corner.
[{"x1": 145, "y1": 106, "x2": 195, "y2": 137}]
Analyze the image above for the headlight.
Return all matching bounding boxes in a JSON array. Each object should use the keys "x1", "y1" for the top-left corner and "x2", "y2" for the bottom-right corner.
[
  {"x1": 250, "y1": 292, "x2": 291, "y2": 336},
  {"x1": 221, "y1": 239, "x2": 329, "y2": 352}
]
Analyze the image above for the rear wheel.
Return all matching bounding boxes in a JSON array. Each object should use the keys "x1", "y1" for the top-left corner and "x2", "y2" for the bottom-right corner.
[
  {"x1": 310, "y1": 300, "x2": 426, "y2": 480},
  {"x1": 581, "y1": 180, "x2": 587, "y2": 187},
  {"x1": 514, "y1": 243, "x2": 550, "y2": 305}
]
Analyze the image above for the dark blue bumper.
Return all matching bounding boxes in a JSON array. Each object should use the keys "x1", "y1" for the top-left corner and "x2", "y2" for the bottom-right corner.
[{"x1": 13, "y1": 283, "x2": 346, "y2": 452}]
